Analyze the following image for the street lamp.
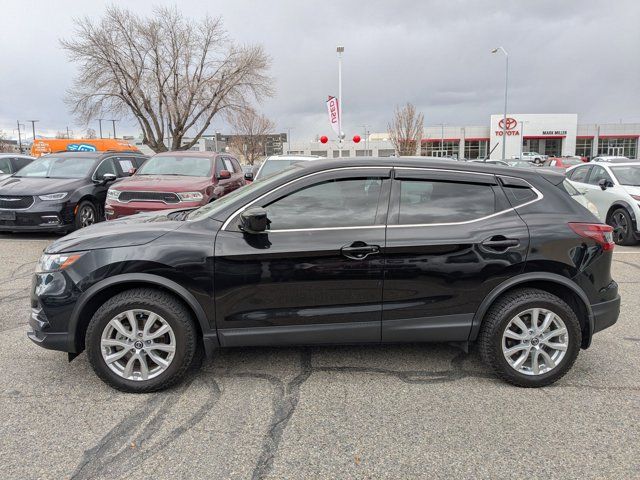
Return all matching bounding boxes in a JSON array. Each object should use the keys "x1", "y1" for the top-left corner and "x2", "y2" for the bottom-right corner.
[
  {"x1": 492, "y1": 46, "x2": 509, "y2": 160},
  {"x1": 337, "y1": 45, "x2": 344, "y2": 156},
  {"x1": 27, "y1": 120, "x2": 39, "y2": 141}
]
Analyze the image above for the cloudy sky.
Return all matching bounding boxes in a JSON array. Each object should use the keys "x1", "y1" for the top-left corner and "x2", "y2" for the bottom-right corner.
[{"x1": 1, "y1": 0, "x2": 639, "y2": 142}]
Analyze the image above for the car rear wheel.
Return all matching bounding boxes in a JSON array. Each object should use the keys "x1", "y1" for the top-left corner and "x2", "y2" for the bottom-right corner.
[
  {"x1": 86, "y1": 288, "x2": 197, "y2": 393},
  {"x1": 478, "y1": 288, "x2": 581, "y2": 387},
  {"x1": 609, "y1": 208, "x2": 637, "y2": 246},
  {"x1": 74, "y1": 200, "x2": 97, "y2": 230}
]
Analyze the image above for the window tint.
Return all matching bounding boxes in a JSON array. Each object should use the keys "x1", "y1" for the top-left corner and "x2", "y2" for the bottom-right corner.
[
  {"x1": 94, "y1": 158, "x2": 117, "y2": 179},
  {"x1": 229, "y1": 157, "x2": 242, "y2": 173},
  {"x1": 12, "y1": 157, "x2": 32, "y2": 171},
  {"x1": 588, "y1": 166, "x2": 613, "y2": 185},
  {"x1": 568, "y1": 166, "x2": 590, "y2": 183},
  {"x1": 398, "y1": 180, "x2": 496, "y2": 224},
  {"x1": 265, "y1": 178, "x2": 383, "y2": 230},
  {"x1": 502, "y1": 186, "x2": 537, "y2": 205},
  {"x1": 0, "y1": 158, "x2": 12, "y2": 174}
]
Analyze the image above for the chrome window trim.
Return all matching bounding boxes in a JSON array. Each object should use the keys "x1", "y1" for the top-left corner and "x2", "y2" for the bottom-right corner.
[
  {"x1": 113, "y1": 190, "x2": 181, "y2": 204},
  {"x1": 221, "y1": 166, "x2": 543, "y2": 232}
]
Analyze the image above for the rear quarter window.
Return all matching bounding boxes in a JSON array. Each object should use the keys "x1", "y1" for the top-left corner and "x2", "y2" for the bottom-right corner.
[{"x1": 502, "y1": 186, "x2": 537, "y2": 206}]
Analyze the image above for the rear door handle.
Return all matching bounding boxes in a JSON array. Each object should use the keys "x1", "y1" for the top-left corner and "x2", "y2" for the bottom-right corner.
[
  {"x1": 481, "y1": 236, "x2": 520, "y2": 251},
  {"x1": 341, "y1": 242, "x2": 380, "y2": 260}
]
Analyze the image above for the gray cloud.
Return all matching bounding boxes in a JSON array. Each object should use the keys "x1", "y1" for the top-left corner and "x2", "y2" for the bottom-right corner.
[{"x1": 1, "y1": 0, "x2": 638, "y2": 141}]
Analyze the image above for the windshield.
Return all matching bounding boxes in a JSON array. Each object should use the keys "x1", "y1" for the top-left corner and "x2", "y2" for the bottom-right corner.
[
  {"x1": 562, "y1": 158, "x2": 583, "y2": 166},
  {"x1": 137, "y1": 156, "x2": 212, "y2": 177},
  {"x1": 188, "y1": 167, "x2": 297, "y2": 221},
  {"x1": 15, "y1": 156, "x2": 96, "y2": 178},
  {"x1": 507, "y1": 161, "x2": 535, "y2": 168},
  {"x1": 257, "y1": 159, "x2": 310, "y2": 179},
  {"x1": 611, "y1": 165, "x2": 640, "y2": 186}
]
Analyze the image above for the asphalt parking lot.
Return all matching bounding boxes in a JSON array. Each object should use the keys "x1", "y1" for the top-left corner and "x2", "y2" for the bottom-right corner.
[{"x1": 1, "y1": 234, "x2": 639, "y2": 479}]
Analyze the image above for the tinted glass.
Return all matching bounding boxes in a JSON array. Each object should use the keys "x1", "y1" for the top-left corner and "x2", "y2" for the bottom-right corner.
[
  {"x1": 15, "y1": 156, "x2": 96, "y2": 178},
  {"x1": 398, "y1": 180, "x2": 496, "y2": 224},
  {"x1": 567, "y1": 166, "x2": 590, "y2": 183},
  {"x1": 503, "y1": 186, "x2": 537, "y2": 205},
  {"x1": 0, "y1": 158, "x2": 11, "y2": 174},
  {"x1": 222, "y1": 157, "x2": 235, "y2": 172},
  {"x1": 137, "y1": 156, "x2": 212, "y2": 177},
  {"x1": 258, "y1": 159, "x2": 308, "y2": 179},
  {"x1": 588, "y1": 166, "x2": 613, "y2": 185},
  {"x1": 12, "y1": 157, "x2": 32, "y2": 171},
  {"x1": 266, "y1": 178, "x2": 382, "y2": 230},
  {"x1": 94, "y1": 159, "x2": 117, "y2": 178},
  {"x1": 610, "y1": 165, "x2": 640, "y2": 186}
]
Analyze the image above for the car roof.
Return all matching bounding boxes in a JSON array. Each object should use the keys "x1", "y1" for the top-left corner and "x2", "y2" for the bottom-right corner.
[
  {"x1": 43, "y1": 151, "x2": 145, "y2": 158},
  {"x1": 153, "y1": 151, "x2": 227, "y2": 158},
  {"x1": 265, "y1": 154, "x2": 322, "y2": 161},
  {"x1": 0, "y1": 153, "x2": 34, "y2": 159}
]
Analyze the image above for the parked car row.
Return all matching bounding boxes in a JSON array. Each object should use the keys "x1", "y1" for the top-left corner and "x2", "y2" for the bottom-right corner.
[{"x1": 0, "y1": 151, "x2": 250, "y2": 233}]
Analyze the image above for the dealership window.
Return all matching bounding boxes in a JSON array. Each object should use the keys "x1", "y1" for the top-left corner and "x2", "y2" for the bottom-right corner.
[
  {"x1": 464, "y1": 141, "x2": 488, "y2": 159},
  {"x1": 523, "y1": 139, "x2": 540, "y2": 153},
  {"x1": 575, "y1": 138, "x2": 593, "y2": 159},
  {"x1": 310, "y1": 150, "x2": 327, "y2": 157},
  {"x1": 421, "y1": 141, "x2": 459, "y2": 158},
  {"x1": 378, "y1": 149, "x2": 396, "y2": 157},
  {"x1": 597, "y1": 137, "x2": 637, "y2": 159},
  {"x1": 355, "y1": 149, "x2": 373, "y2": 157},
  {"x1": 332, "y1": 150, "x2": 353, "y2": 158},
  {"x1": 543, "y1": 139, "x2": 562, "y2": 157}
]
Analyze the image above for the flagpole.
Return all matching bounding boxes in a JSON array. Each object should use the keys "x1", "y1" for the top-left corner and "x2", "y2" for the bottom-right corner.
[{"x1": 337, "y1": 46, "x2": 344, "y2": 156}]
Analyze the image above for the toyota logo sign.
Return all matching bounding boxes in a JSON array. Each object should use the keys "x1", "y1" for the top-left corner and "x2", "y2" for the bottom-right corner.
[
  {"x1": 498, "y1": 117, "x2": 518, "y2": 130},
  {"x1": 496, "y1": 117, "x2": 520, "y2": 136}
]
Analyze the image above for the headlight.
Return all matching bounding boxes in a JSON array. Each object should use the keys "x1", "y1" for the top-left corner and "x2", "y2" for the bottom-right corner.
[
  {"x1": 177, "y1": 191, "x2": 204, "y2": 201},
  {"x1": 36, "y1": 252, "x2": 85, "y2": 273},
  {"x1": 107, "y1": 189, "x2": 121, "y2": 201},
  {"x1": 38, "y1": 192, "x2": 68, "y2": 201}
]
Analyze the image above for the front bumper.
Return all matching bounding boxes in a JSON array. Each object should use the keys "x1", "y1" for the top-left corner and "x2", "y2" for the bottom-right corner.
[
  {"x1": 105, "y1": 200, "x2": 203, "y2": 220},
  {"x1": 0, "y1": 201, "x2": 75, "y2": 232}
]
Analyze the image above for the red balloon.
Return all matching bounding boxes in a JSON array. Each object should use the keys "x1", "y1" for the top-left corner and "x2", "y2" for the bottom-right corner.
[
  {"x1": 320, "y1": 135, "x2": 328, "y2": 144},
  {"x1": 353, "y1": 135, "x2": 361, "y2": 143}
]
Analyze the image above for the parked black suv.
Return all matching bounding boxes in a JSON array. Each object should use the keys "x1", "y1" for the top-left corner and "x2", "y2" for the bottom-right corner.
[
  {"x1": 0, "y1": 151, "x2": 147, "y2": 232},
  {"x1": 28, "y1": 158, "x2": 620, "y2": 392}
]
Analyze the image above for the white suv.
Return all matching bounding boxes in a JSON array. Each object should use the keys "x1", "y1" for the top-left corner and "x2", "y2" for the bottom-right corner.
[
  {"x1": 566, "y1": 162, "x2": 640, "y2": 245},
  {"x1": 512, "y1": 151, "x2": 547, "y2": 164}
]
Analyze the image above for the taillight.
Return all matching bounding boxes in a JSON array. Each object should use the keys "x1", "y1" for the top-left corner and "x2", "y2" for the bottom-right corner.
[{"x1": 569, "y1": 223, "x2": 615, "y2": 251}]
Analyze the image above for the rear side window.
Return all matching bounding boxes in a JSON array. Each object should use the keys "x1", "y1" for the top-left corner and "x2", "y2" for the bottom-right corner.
[
  {"x1": 567, "y1": 166, "x2": 590, "y2": 183},
  {"x1": 398, "y1": 180, "x2": 497, "y2": 224},
  {"x1": 502, "y1": 186, "x2": 537, "y2": 206}
]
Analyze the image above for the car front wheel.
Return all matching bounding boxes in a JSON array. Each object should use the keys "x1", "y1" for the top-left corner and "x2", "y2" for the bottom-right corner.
[
  {"x1": 478, "y1": 288, "x2": 581, "y2": 387},
  {"x1": 74, "y1": 200, "x2": 97, "y2": 230},
  {"x1": 86, "y1": 288, "x2": 197, "y2": 393}
]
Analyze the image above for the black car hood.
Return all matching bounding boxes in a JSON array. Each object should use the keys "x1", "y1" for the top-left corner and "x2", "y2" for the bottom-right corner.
[
  {"x1": 0, "y1": 176, "x2": 89, "y2": 194},
  {"x1": 46, "y1": 210, "x2": 185, "y2": 253}
]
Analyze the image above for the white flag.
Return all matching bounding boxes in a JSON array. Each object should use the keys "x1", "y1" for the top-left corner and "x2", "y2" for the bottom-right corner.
[{"x1": 326, "y1": 96, "x2": 340, "y2": 136}]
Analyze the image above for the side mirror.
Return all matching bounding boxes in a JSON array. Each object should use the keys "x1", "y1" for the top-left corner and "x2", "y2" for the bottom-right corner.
[
  {"x1": 217, "y1": 169, "x2": 231, "y2": 180},
  {"x1": 102, "y1": 173, "x2": 117, "y2": 184},
  {"x1": 244, "y1": 172, "x2": 254, "y2": 181},
  {"x1": 239, "y1": 207, "x2": 270, "y2": 234},
  {"x1": 598, "y1": 179, "x2": 614, "y2": 190}
]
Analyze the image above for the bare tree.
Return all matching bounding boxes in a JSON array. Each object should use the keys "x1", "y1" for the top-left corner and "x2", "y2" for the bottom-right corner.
[
  {"x1": 85, "y1": 128, "x2": 97, "y2": 139},
  {"x1": 0, "y1": 131, "x2": 13, "y2": 153},
  {"x1": 387, "y1": 103, "x2": 424, "y2": 156},
  {"x1": 61, "y1": 6, "x2": 273, "y2": 153},
  {"x1": 227, "y1": 109, "x2": 276, "y2": 165},
  {"x1": 55, "y1": 131, "x2": 68, "y2": 139}
]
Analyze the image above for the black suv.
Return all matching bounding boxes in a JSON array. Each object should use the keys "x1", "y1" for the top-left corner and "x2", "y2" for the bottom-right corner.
[
  {"x1": 28, "y1": 158, "x2": 620, "y2": 392},
  {"x1": 0, "y1": 151, "x2": 147, "y2": 232}
]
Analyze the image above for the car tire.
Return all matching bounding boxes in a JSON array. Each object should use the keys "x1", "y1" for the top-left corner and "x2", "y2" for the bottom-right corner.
[
  {"x1": 608, "y1": 208, "x2": 637, "y2": 246},
  {"x1": 74, "y1": 200, "x2": 98, "y2": 230},
  {"x1": 85, "y1": 288, "x2": 197, "y2": 393},
  {"x1": 478, "y1": 288, "x2": 581, "y2": 388}
]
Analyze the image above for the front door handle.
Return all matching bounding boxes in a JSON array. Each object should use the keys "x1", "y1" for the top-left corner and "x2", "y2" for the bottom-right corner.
[
  {"x1": 341, "y1": 242, "x2": 380, "y2": 260},
  {"x1": 481, "y1": 236, "x2": 520, "y2": 251}
]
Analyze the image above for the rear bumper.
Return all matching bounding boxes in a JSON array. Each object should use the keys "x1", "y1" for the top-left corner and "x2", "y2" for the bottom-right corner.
[{"x1": 591, "y1": 295, "x2": 621, "y2": 334}]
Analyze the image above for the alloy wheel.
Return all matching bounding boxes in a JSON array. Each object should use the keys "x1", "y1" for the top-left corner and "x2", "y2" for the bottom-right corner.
[
  {"x1": 501, "y1": 308, "x2": 568, "y2": 376},
  {"x1": 100, "y1": 309, "x2": 176, "y2": 381},
  {"x1": 611, "y1": 211, "x2": 628, "y2": 243},
  {"x1": 80, "y1": 205, "x2": 96, "y2": 228}
]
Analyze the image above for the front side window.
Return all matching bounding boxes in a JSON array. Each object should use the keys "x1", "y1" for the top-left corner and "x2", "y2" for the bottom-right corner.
[
  {"x1": 265, "y1": 178, "x2": 383, "y2": 230},
  {"x1": 0, "y1": 158, "x2": 12, "y2": 174},
  {"x1": 15, "y1": 156, "x2": 96, "y2": 178},
  {"x1": 137, "y1": 156, "x2": 213, "y2": 177},
  {"x1": 588, "y1": 166, "x2": 613, "y2": 185},
  {"x1": 94, "y1": 159, "x2": 117, "y2": 179},
  {"x1": 397, "y1": 180, "x2": 497, "y2": 224}
]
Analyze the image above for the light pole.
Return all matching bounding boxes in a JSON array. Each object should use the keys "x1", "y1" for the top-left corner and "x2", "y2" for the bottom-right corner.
[
  {"x1": 27, "y1": 120, "x2": 39, "y2": 141},
  {"x1": 492, "y1": 46, "x2": 509, "y2": 160},
  {"x1": 98, "y1": 119, "x2": 104, "y2": 139},
  {"x1": 15, "y1": 121, "x2": 24, "y2": 153},
  {"x1": 286, "y1": 127, "x2": 293, "y2": 154},
  {"x1": 519, "y1": 121, "x2": 527, "y2": 160},
  {"x1": 109, "y1": 119, "x2": 118, "y2": 139},
  {"x1": 214, "y1": 130, "x2": 219, "y2": 152},
  {"x1": 337, "y1": 45, "x2": 344, "y2": 156},
  {"x1": 362, "y1": 124, "x2": 370, "y2": 155}
]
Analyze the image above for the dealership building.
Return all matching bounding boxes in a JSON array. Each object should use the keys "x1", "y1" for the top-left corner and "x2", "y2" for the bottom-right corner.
[{"x1": 287, "y1": 114, "x2": 640, "y2": 160}]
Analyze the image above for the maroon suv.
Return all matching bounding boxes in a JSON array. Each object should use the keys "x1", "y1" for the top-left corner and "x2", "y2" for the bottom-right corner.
[{"x1": 105, "y1": 152, "x2": 245, "y2": 220}]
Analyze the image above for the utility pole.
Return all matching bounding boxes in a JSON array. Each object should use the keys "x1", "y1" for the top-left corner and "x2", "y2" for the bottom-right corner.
[
  {"x1": 27, "y1": 120, "x2": 39, "y2": 142},
  {"x1": 336, "y1": 45, "x2": 344, "y2": 157},
  {"x1": 98, "y1": 119, "x2": 104, "y2": 139},
  {"x1": 286, "y1": 127, "x2": 293, "y2": 154},
  {"x1": 492, "y1": 47, "x2": 509, "y2": 160},
  {"x1": 66, "y1": 126, "x2": 70, "y2": 139},
  {"x1": 109, "y1": 119, "x2": 118, "y2": 139},
  {"x1": 16, "y1": 121, "x2": 23, "y2": 153}
]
